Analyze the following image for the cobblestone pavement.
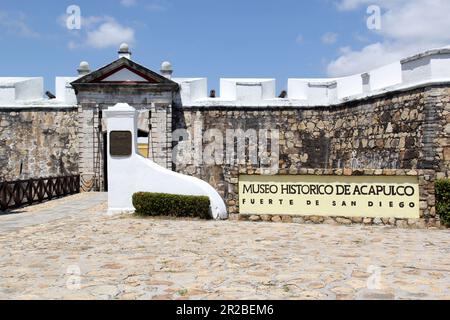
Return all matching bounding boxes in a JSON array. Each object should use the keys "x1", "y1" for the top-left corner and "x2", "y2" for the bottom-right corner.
[
  {"x1": 0, "y1": 193, "x2": 449, "y2": 300},
  {"x1": 0, "y1": 193, "x2": 107, "y2": 233}
]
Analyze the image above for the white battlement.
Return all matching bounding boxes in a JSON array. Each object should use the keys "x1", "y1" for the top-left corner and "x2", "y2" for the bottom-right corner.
[
  {"x1": 220, "y1": 79, "x2": 276, "y2": 101},
  {"x1": 175, "y1": 78, "x2": 208, "y2": 106},
  {"x1": 175, "y1": 46, "x2": 450, "y2": 107},
  {"x1": 0, "y1": 76, "x2": 77, "y2": 107},
  {"x1": 2, "y1": 46, "x2": 450, "y2": 108},
  {"x1": 0, "y1": 78, "x2": 44, "y2": 105},
  {"x1": 55, "y1": 77, "x2": 78, "y2": 105}
]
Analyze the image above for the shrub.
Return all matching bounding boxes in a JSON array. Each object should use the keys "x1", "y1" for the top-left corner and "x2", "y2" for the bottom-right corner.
[
  {"x1": 436, "y1": 179, "x2": 450, "y2": 227},
  {"x1": 132, "y1": 192, "x2": 211, "y2": 220}
]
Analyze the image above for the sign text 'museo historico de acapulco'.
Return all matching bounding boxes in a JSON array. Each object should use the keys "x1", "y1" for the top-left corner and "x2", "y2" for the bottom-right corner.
[{"x1": 238, "y1": 175, "x2": 420, "y2": 219}]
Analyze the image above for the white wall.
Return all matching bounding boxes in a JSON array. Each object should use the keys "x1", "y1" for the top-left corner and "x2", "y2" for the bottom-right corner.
[
  {"x1": 174, "y1": 78, "x2": 208, "y2": 104},
  {"x1": 430, "y1": 53, "x2": 450, "y2": 79},
  {"x1": 307, "y1": 81, "x2": 337, "y2": 105},
  {"x1": 401, "y1": 48, "x2": 450, "y2": 84},
  {"x1": 0, "y1": 85, "x2": 15, "y2": 104},
  {"x1": 287, "y1": 79, "x2": 308, "y2": 100},
  {"x1": 336, "y1": 75, "x2": 363, "y2": 99},
  {"x1": 104, "y1": 103, "x2": 227, "y2": 219},
  {"x1": 369, "y1": 62, "x2": 402, "y2": 91},
  {"x1": 401, "y1": 56, "x2": 432, "y2": 84},
  {"x1": 55, "y1": 77, "x2": 78, "y2": 104},
  {"x1": 15, "y1": 78, "x2": 43, "y2": 101},
  {"x1": 220, "y1": 79, "x2": 276, "y2": 101},
  {"x1": 177, "y1": 47, "x2": 450, "y2": 107},
  {"x1": 0, "y1": 78, "x2": 44, "y2": 104}
]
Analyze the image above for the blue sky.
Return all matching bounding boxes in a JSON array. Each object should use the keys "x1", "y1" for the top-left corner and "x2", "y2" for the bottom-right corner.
[{"x1": 0, "y1": 0, "x2": 448, "y2": 93}]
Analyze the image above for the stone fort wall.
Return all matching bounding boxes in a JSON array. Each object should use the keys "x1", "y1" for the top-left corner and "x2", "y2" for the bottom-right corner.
[
  {"x1": 1, "y1": 46, "x2": 450, "y2": 226},
  {"x1": 0, "y1": 84, "x2": 449, "y2": 227},
  {"x1": 0, "y1": 107, "x2": 79, "y2": 181},
  {"x1": 173, "y1": 84, "x2": 450, "y2": 227}
]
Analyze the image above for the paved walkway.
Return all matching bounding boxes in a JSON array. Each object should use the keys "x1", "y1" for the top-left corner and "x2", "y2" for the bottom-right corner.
[
  {"x1": 0, "y1": 193, "x2": 449, "y2": 300},
  {"x1": 0, "y1": 193, "x2": 107, "y2": 233}
]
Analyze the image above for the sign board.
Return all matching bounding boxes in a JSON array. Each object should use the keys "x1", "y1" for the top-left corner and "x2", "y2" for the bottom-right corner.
[
  {"x1": 110, "y1": 131, "x2": 132, "y2": 156},
  {"x1": 239, "y1": 175, "x2": 420, "y2": 218}
]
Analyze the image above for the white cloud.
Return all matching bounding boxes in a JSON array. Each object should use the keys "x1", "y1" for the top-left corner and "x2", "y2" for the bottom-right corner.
[
  {"x1": 58, "y1": 14, "x2": 109, "y2": 30},
  {"x1": 120, "y1": 0, "x2": 137, "y2": 7},
  {"x1": 328, "y1": 0, "x2": 450, "y2": 76},
  {"x1": 353, "y1": 32, "x2": 370, "y2": 43},
  {"x1": 0, "y1": 11, "x2": 40, "y2": 38},
  {"x1": 86, "y1": 20, "x2": 135, "y2": 49},
  {"x1": 322, "y1": 32, "x2": 338, "y2": 45},
  {"x1": 336, "y1": 0, "x2": 400, "y2": 11},
  {"x1": 328, "y1": 42, "x2": 404, "y2": 76},
  {"x1": 146, "y1": 0, "x2": 170, "y2": 11},
  {"x1": 336, "y1": 0, "x2": 371, "y2": 11},
  {"x1": 61, "y1": 15, "x2": 135, "y2": 50},
  {"x1": 296, "y1": 34, "x2": 304, "y2": 44},
  {"x1": 82, "y1": 16, "x2": 111, "y2": 29}
]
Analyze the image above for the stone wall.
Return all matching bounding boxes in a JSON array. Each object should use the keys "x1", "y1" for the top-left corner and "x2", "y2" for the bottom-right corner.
[
  {"x1": 2, "y1": 82, "x2": 447, "y2": 227},
  {"x1": 150, "y1": 103, "x2": 173, "y2": 169},
  {"x1": 77, "y1": 103, "x2": 104, "y2": 192},
  {"x1": 432, "y1": 86, "x2": 450, "y2": 177},
  {"x1": 0, "y1": 107, "x2": 79, "y2": 181},
  {"x1": 173, "y1": 84, "x2": 450, "y2": 227}
]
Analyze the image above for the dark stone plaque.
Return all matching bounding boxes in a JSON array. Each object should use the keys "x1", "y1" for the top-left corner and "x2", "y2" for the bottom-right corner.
[{"x1": 110, "y1": 131, "x2": 132, "y2": 156}]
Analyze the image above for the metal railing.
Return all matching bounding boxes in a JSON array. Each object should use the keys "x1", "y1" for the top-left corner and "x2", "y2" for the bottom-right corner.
[{"x1": 0, "y1": 175, "x2": 80, "y2": 211}]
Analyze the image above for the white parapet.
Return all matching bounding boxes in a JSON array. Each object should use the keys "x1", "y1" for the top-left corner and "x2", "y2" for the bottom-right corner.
[
  {"x1": 55, "y1": 77, "x2": 78, "y2": 105},
  {"x1": 0, "y1": 77, "x2": 44, "y2": 104},
  {"x1": 104, "y1": 103, "x2": 228, "y2": 219},
  {"x1": 175, "y1": 78, "x2": 284, "y2": 107},
  {"x1": 369, "y1": 62, "x2": 402, "y2": 91},
  {"x1": 0, "y1": 76, "x2": 78, "y2": 108},
  {"x1": 287, "y1": 62, "x2": 403, "y2": 105},
  {"x1": 288, "y1": 79, "x2": 337, "y2": 105},
  {"x1": 401, "y1": 47, "x2": 450, "y2": 84},
  {"x1": 336, "y1": 74, "x2": 363, "y2": 100},
  {"x1": 220, "y1": 78, "x2": 276, "y2": 101},
  {"x1": 177, "y1": 46, "x2": 450, "y2": 107},
  {"x1": 2, "y1": 46, "x2": 449, "y2": 108},
  {"x1": 173, "y1": 78, "x2": 208, "y2": 105}
]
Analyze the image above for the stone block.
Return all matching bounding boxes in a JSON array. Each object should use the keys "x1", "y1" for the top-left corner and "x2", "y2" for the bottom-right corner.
[
  {"x1": 271, "y1": 216, "x2": 282, "y2": 223},
  {"x1": 310, "y1": 216, "x2": 324, "y2": 224},
  {"x1": 293, "y1": 217, "x2": 305, "y2": 224},
  {"x1": 351, "y1": 217, "x2": 363, "y2": 224},
  {"x1": 336, "y1": 217, "x2": 352, "y2": 225}
]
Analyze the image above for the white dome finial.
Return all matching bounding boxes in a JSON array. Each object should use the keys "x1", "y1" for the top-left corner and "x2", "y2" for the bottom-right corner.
[
  {"x1": 118, "y1": 43, "x2": 132, "y2": 59},
  {"x1": 161, "y1": 61, "x2": 173, "y2": 79},
  {"x1": 119, "y1": 43, "x2": 129, "y2": 52},
  {"x1": 77, "y1": 61, "x2": 90, "y2": 76}
]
